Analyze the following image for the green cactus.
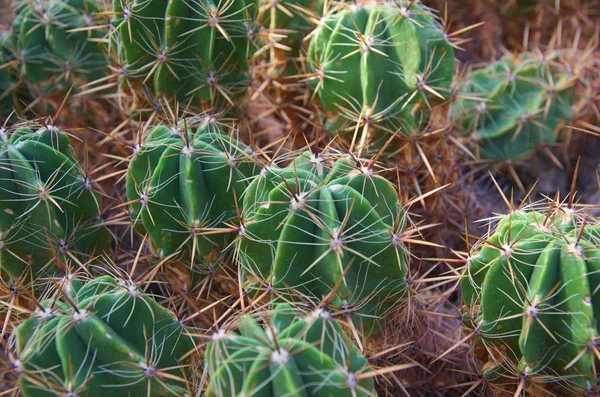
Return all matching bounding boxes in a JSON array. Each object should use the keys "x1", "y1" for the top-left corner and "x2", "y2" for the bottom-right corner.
[
  {"x1": 206, "y1": 303, "x2": 376, "y2": 396},
  {"x1": 257, "y1": 0, "x2": 321, "y2": 57},
  {"x1": 461, "y1": 204, "x2": 600, "y2": 395},
  {"x1": 13, "y1": 274, "x2": 195, "y2": 396},
  {"x1": 12, "y1": 0, "x2": 107, "y2": 94},
  {"x1": 111, "y1": 0, "x2": 257, "y2": 111},
  {"x1": 125, "y1": 117, "x2": 258, "y2": 264},
  {"x1": 306, "y1": 1, "x2": 455, "y2": 139},
  {"x1": 237, "y1": 150, "x2": 408, "y2": 333},
  {"x1": 0, "y1": 122, "x2": 109, "y2": 283},
  {"x1": 1, "y1": 31, "x2": 19, "y2": 119},
  {"x1": 454, "y1": 51, "x2": 579, "y2": 162}
]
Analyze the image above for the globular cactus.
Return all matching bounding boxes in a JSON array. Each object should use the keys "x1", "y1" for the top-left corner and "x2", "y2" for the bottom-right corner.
[
  {"x1": 0, "y1": 121, "x2": 109, "y2": 283},
  {"x1": 461, "y1": 202, "x2": 600, "y2": 395},
  {"x1": 306, "y1": 0, "x2": 454, "y2": 143},
  {"x1": 126, "y1": 116, "x2": 258, "y2": 265},
  {"x1": 111, "y1": 0, "x2": 257, "y2": 111},
  {"x1": 11, "y1": 0, "x2": 107, "y2": 95},
  {"x1": 454, "y1": 50, "x2": 582, "y2": 162},
  {"x1": 237, "y1": 150, "x2": 408, "y2": 332},
  {"x1": 206, "y1": 303, "x2": 376, "y2": 396},
  {"x1": 13, "y1": 274, "x2": 195, "y2": 396}
]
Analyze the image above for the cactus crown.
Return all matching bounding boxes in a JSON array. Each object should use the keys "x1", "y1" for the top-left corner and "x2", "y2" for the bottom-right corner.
[
  {"x1": 237, "y1": 149, "x2": 409, "y2": 333},
  {"x1": 461, "y1": 200, "x2": 600, "y2": 395},
  {"x1": 0, "y1": 121, "x2": 108, "y2": 283},
  {"x1": 206, "y1": 303, "x2": 375, "y2": 396},
  {"x1": 13, "y1": 274, "x2": 195, "y2": 396}
]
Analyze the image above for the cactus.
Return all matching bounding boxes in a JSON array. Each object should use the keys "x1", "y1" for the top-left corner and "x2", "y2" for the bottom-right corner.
[
  {"x1": 461, "y1": 202, "x2": 600, "y2": 395},
  {"x1": 206, "y1": 303, "x2": 375, "y2": 396},
  {"x1": 256, "y1": 0, "x2": 322, "y2": 65},
  {"x1": 1, "y1": 30, "x2": 19, "y2": 119},
  {"x1": 125, "y1": 116, "x2": 258, "y2": 264},
  {"x1": 13, "y1": 274, "x2": 195, "y2": 396},
  {"x1": 237, "y1": 150, "x2": 408, "y2": 332},
  {"x1": 0, "y1": 121, "x2": 109, "y2": 283},
  {"x1": 453, "y1": 50, "x2": 581, "y2": 162},
  {"x1": 306, "y1": 0, "x2": 454, "y2": 142},
  {"x1": 111, "y1": 0, "x2": 257, "y2": 112},
  {"x1": 11, "y1": 0, "x2": 107, "y2": 95}
]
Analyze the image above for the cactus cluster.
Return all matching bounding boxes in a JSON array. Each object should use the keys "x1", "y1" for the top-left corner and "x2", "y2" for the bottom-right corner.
[
  {"x1": 461, "y1": 203, "x2": 600, "y2": 395},
  {"x1": 0, "y1": 122, "x2": 108, "y2": 284},
  {"x1": 0, "y1": 0, "x2": 599, "y2": 396},
  {"x1": 206, "y1": 303, "x2": 375, "y2": 396},
  {"x1": 14, "y1": 274, "x2": 195, "y2": 396}
]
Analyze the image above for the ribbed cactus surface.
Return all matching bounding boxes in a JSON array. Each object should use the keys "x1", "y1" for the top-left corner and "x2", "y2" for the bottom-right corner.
[
  {"x1": 307, "y1": 1, "x2": 454, "y2": 136},
  {"x1": 0, "y1": 123, "x2": 108, "y2": 282},
  {"x1": 126, "y1": 118, "x2": 258, "y2": 262},
  {"x1": 111, "y1": 0, "x2": 256, "y2": 109},
  {"x1": 12, "y1": 0, "x2": 107, "y2": 91},
  {"x1": 238, "y1": 151, "x2": 408, "y2": 332},
  {"x1": 0, "y1": 31, "x2": 18, "y2": 119},
  {"x1": 206, "y1": 303, "x2": 375, "y2": 396},
  {"x1": 462, "y1": 205, "x2": 600, "y2": 395},
  {"x1": 454, "y1": 51, "x2": 578, "y2": 161},
  {"x1": 14, "y1": 275, "x2": 194, "y2": 396}
]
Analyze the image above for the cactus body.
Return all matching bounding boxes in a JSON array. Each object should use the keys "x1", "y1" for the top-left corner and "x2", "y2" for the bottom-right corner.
[
  {"x1": 111, "y1": 0, "x2": 256, "y2": 110},
  {"x1": 238, "y1": 151, "x2": 408, "y2": 332},
  {"x1": 12, "y1": 0, "x2": 107, "y2": 92},
  {"x1": 126, "y1": 118, "x2": 258, "y2": 262},
  {"x1": 307, "y1": 1, "x2": 454, "y2": 135},
  {"x1": 0, "y1": 123, "x2": 108, "y2": 282},
  {"x1": 14, "y1": 275, "x2": 194, "y2": 396},
  {"x1": 461, "y1": 206, "x2": 600, "y2": 395},
  {"x1": 1, "y1": 31, "x2": 19, "y2": 119},
  {"x1": 206, "y1": 303, "x2": 375, "y2": 396},
  {"x1": 454, "y1": 51, "x2": 578, "y2": 161}
]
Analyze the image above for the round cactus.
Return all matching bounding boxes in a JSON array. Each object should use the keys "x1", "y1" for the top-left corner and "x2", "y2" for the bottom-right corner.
[
  {"x1": 454, "y1": 50, "x2": 580, "y2": 162},
  {"x1": 237, "y1": 150, "x2": 408, "y2": 332},
  {"x1": 111, "y1": 0, "x2": 256, "y2": 111},
  {"x1": 12, "y1": 0, "x2": 107, "y2": 93},
  {"x1": 461, "y1": 203, "x2": 600, "y2": 395},
  {"x1": 126, "y1": 117, "x2": 258, "y2": 263},
  {"x1": 306, "y1": 0, "x2": 455, "y2": 137},
  {"x1": 0, "y1": 122, "x2": 109, "y2": 283},
  {"x1": 206, "y1": 303, "x2": 376, "y2": 396},
  {"x1": 13, "y1": 274, "x2": 195, "y2": 396}
]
